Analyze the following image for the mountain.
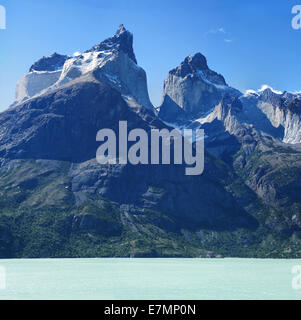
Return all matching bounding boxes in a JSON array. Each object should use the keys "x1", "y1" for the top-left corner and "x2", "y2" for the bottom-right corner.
[
  {"x1": 158, "y1": 56, "x2": 301, "y2": 257},
  {"x1": 14, "y1": 25, "x2": 153, "y2": 111},
  {"x1": 0, "y1": 26, "x2": 301, "y2": 258},
  {"x1": 159, "y1": 53, "x2": 241, "y2": 123},
  {"x1": 241, "y1": 86, "x2": 301, "y2": 144}
]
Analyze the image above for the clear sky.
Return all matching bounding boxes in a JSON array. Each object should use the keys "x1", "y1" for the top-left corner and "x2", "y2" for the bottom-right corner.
[{"x1": 1, "y1": 0, "x2": 301, "y2": 110}]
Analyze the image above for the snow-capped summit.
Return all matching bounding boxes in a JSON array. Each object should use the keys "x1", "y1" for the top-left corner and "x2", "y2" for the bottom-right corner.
[
  {"x1": 14, "y1": 25, "x2": 154, "y2": 111},
  {"x1": 258, "y1": 85, "x2": 283, "y2": 95},
  {"x1": 243, "y1": 89, "x2": 259, "y2": 97},
  {"x1": 244, "y1": 85, "x2": 283, "y2": 98}
]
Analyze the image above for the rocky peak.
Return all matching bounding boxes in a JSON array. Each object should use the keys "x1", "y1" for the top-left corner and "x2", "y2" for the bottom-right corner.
[
  {"x1": 159, "y1": 52, "x2": 239, "y2": 122},
  {"x1": 86, "y1": 24, "x2": 137, "y2": 64},
  {"x1": 15, "y1": 25, "x2": 154, "y2": 110},
  {"x1": 116, "y1": 23, "x2": 127, "y2": 35},
  {"x1": 29, "y1": 53, "x2": 69, "y2": 72},
  {"x1": 169, "y1": 53, "x2": 208, "y2": 77},
  {"x1": 168, "y1": 53, "x2": 227, "y2": 86}
]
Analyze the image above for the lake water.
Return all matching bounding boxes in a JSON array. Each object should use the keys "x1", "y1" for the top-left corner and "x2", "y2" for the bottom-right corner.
[{"x1": 0, "y1": 258, "x2": 300, "y2": 300}]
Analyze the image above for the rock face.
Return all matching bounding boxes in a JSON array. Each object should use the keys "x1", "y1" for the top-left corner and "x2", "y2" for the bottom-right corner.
[
  {"x1": 14, "y1": 25, "x2": 154, "y2": 111},
  {"x1": 159, "y1": 57, "x2": 301, "y2": 145},
  {"x1": 15, "y1": 53, "x2": 70, "y2": 104},
  {"x1": 190, "y1": 94, "x2": 259, "y2": 163},
  {"x1": 159, "y1": 53, "x2": 240, "y2": 122},
  {"x1": 15, "y1": 70, "x2": 62, "y2": 104},
  {"x1": 241, "y1": 87, "x2": 301, "y2": 144}
]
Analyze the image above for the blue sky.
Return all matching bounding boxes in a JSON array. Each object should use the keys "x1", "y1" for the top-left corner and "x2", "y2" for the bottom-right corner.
[{"x1": 0, "y1": 0, "x2": 301, "y2": 110}]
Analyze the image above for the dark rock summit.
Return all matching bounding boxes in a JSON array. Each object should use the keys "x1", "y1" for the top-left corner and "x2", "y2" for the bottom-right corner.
[
  {"x1": 29, "y1": 53, "x2": 69, "y2": 72},
  {"x1": 170, "y1": 53, "x2": 226, "y2": 86},
  {"x1": 159, "y1": 53, "x2": 240, "y2": 121},
  {"x1": 170, "y1": 53, "x2": 209, "y2": 76},
  {"x1": 86, "y1": 24, "x2": 137, "y2": 64}
]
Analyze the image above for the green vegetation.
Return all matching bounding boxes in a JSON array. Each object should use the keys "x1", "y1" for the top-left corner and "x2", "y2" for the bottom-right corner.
[{"x1": 0, "y1": 156, "x2": 301, "y2": 259}]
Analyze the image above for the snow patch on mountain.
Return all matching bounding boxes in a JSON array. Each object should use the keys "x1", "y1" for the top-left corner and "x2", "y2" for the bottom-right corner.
[
  {"x1": 244, "y1": 85, "x2": 283, "y2": 97},
  {"x1": 258, "y1": 85, "x2": 283, "y2": 95}
]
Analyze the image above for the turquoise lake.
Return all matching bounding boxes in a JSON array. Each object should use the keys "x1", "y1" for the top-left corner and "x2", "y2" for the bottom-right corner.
[{"x1": 0, "y1": 258, "x2": 300, "y2": 300}]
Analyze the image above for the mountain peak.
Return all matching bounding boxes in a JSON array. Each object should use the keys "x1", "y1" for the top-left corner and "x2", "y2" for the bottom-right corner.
[
  {"x1": 116, "y1": 24, "x2": 127, "y2": 35},
  {"x1": 169, "y1": 53, "x2": 209, "y2": 77},
  {"x1": 258, "y1": 85, "x2": 283, "y2": 95},
  {"x1": 86, "y1": 24, "x2": 137, "y2": 64},
  {"x1": 186, "y1": 53, "x2": 209, "y2": 70}
]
